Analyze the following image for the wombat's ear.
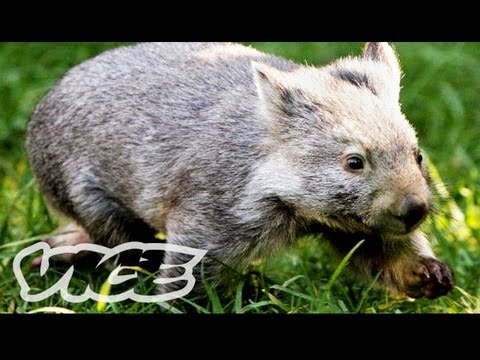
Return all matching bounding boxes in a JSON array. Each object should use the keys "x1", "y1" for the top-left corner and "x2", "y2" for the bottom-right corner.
[
  {"x1": 363, "y1": 42, "x2": 402, "y2": 98},
  {"x1": 251, "y1": 61, "x2": 286, "y2": 107},
  {"x1": 252, "y1": 61, "x2": 297, "y2": 136},
  {"x1": 364, "y1": 42, "x2": 400, "y2": 73}
]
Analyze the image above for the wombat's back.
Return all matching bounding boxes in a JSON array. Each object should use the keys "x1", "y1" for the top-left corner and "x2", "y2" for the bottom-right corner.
[{"x1": 26, "y1": 42, "x2": 296, "y2": 231}]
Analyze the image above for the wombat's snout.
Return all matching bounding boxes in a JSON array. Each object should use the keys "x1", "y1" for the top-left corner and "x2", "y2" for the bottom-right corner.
[{"x1": 393, "y1": 194, "x2": 428, "y2": 232}]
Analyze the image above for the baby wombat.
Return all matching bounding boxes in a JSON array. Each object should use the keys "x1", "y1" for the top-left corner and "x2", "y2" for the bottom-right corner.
[{"x1": 26, "y1": 42, "x2": 454, "y2": 299}]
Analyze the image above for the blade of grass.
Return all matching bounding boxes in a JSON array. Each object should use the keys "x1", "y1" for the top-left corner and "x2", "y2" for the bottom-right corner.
[
  {"x1": 156, "y1": 301, "x2": 184, "y2": 314},
  {"x1": 354, "y1": 270, "x2": 382, "y2": 313},
  {"x1": 266, "y1": 292, "x2": 289, "y2": 312},
  {"x1": 25, "y1": 180, "x2": 35, "y2": 234},
  {"x1": 178, "y1": 297, "x2": 210, "y2": 314},
  {"x1": 239, "y1": 300, "x2": 275, "y2": 314},
  {"x1": 0, "y1": 178, "x2": 42, "y2": 243},
  {"x1": 281, "y1": 274, "x2": 305, "y2": 288},
  {"x1": 0, "y1": 230, "x2": 80, "y2": 250},
  {"x1": 96, "y1": 277, "x2": 112, "y2": 312},
  {"x1": 28, "y1": 306, "x2": 75, "y2": 314},
  {"x1": 234, "y1": 278, "x2": 245, "y2": 314},
  {"x1": 325, "y1": 239, "x2": 364, "y2": 294},
  {"x1": 269, "y1": 284, "x2": 315, "y2": 302},
  {"x1": 201, "y1": 260, "x2": 224, "y2": 313}
]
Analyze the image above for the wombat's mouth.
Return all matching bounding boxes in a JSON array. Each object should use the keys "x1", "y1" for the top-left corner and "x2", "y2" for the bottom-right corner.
[
  {"x1": 313, "y1": 214, "x2": 375, "y2": 236},
  {"x1": 315, "y1": 213, "x2": 422, "y2": 237},
  {"x1": 379, "y1": 208, "x2": 428, "y2": 235}
]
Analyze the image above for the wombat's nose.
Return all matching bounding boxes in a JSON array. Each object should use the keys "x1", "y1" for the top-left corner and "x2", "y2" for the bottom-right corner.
[{"x1": 395, "y1": 194, "x2": 428, "y2": 231}]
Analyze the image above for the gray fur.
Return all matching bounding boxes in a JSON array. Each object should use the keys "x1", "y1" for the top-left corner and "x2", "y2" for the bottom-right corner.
[{"x1": 26, "y1": 42, "x2": 453, "y2": 298}]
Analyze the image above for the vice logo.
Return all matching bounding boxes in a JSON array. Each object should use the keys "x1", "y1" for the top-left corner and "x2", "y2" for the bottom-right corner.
[{"x1": 13, "y1": 242, "x2": 207, "y2": 303}]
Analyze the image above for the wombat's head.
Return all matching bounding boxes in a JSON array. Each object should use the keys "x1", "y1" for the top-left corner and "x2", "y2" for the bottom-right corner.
[{"x1": 253, "y1": 42, "x2": 431, "y2": 236}]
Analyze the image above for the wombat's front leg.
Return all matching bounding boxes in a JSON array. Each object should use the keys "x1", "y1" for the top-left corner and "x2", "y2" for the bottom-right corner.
[
  {"x1": 381, "y1": 231, "x2": 455, "y2": 299},
  {"x1": 324, "y1": 229, "x2": 454, "y2": 299}
]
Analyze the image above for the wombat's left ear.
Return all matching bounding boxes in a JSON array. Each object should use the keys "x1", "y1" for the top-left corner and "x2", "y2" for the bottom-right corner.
[{"x1": 251, "y1": 61, "x2": 286, "y2": 106}]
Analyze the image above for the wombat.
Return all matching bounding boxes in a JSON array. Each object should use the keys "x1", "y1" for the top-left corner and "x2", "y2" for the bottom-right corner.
[{"x1": 26, "y1": 42, "x2": 454, "y2": 300}]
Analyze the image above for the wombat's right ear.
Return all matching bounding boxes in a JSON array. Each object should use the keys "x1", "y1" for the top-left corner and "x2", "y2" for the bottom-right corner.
[
  {"x1": 363, "y1": 42, "x2": 400, "y2": 71},
  {"x1": 363, "y1": 42, "x2": 401, "y2": 91},
  {"x1": 251, "y1": 61, "x2": 286, "y2": 108}
]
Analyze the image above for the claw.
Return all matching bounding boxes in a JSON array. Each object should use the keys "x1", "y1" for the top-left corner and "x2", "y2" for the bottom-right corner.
[{"x1": 403, "y1": 257, "x2": 454, "y2": 300}]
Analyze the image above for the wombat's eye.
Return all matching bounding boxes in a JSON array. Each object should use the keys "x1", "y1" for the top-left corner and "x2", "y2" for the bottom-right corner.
[
  {"x1": 416, "y1": 152, "x2": 423, "y2": 165},
  {"x1": 344, "y1": 155, "x2": 364, "y2": 172}
]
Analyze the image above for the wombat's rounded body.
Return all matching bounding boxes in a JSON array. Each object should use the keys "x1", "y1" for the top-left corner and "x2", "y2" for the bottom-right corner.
[{"x1": 26, "y1": 42, "x2": 453, "y2": 299}]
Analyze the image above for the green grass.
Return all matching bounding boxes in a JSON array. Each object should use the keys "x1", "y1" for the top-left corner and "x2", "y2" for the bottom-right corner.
[{"x1": 0, "y1": 42, "x2": 479, "y2": 314}]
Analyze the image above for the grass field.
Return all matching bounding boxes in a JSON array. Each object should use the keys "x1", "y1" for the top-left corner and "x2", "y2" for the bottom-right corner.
[{"x1": 0, "y1": 42, "x2": 479, "y2": 313}]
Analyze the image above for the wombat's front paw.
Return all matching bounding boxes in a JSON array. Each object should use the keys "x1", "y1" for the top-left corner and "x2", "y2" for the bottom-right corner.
[{"x1": 402, "y1": 257, "x2": 454, "y2": 299}]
